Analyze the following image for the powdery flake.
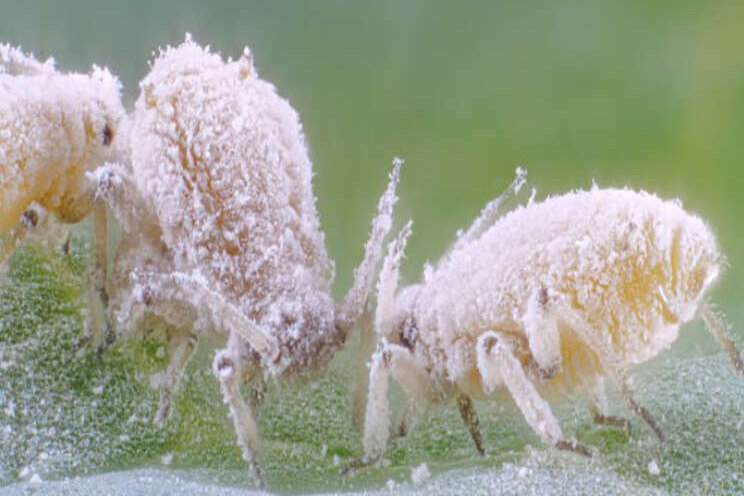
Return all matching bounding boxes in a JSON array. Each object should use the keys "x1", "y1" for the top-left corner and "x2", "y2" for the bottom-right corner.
[
  {"x1": 411, "y1": 463, "x2": 431, "y2": 485},
  {"x1": 647, "y1": 459, "x2": 660, "y2": 476}
]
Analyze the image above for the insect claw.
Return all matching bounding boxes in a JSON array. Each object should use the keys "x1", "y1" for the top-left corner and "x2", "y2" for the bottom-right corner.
[
  {"x1": 592, "y1": 412, "x2": 632, "y2": 436},
  {"x1": 251, "y1": 460, "x2": 265, "y2": 488},
  {"x1": 95, "y1": 321, "x2": 117, "y2": 360},
  {"x1": 555, "y1": 439, "x2": 592, "y2": 457},
  {"x1": 340, "y1": 457, "x2": 373, "y2": 475},
  {"x1": 537, "y1": 363, "x2": 561, "y2": 380}
]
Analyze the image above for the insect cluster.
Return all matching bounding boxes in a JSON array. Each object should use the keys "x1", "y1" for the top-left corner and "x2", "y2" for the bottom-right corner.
[
  {"x1": 1, "y1": 36, "x2": 743, "y2": 488},
  {"x1": 1, "y1": 37, "x2": 399, "y2": 485}
]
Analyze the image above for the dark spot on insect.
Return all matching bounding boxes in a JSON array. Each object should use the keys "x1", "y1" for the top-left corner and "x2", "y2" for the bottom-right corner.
[
  {"x1": 250, "y1": 382, "x2": 267, "y2": 407},
  {"x1": 142, "y1": 287, "x2": 153, "y2": 306},
  {"x1": 282, "y1": 313, "x2": 298, "y2": 328},
  {"x1": 538, "y1": 287, "x2": 549, "y2": 308},
  {"x1": 61, "y1": 235, "x2": 71, "y2": 254},
  {"x1": 400, "y1": 315, "x2": 418, "y2": 349},
  {"x1": 23, "y1": 209, "x2": 39, "y2": 228},
  {"x1": 103, "y1": 123, "x2": 113, "y2": 146},
  {"x1": 216, "y1": 355, "x2": 234, "y2": 373}
]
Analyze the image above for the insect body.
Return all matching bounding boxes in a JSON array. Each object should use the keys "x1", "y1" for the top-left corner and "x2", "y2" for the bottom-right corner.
[
  {"x1": 99, "y1": 37, "x2": 399, "y2": 484},
  {"x1": 0, "y1": 44, "x2": 123, "y2": 235},
  {"x1": 1, "y1": 43, "x2": 124, "y2": 343},
  {"x1": 361, "y1": 184, "x2": 744, "y2": 464}
]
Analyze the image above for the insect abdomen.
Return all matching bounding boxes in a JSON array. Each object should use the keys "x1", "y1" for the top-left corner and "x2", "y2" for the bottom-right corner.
[{"x1": 426, "y1": 189, "x2": 718, "y2": 368}]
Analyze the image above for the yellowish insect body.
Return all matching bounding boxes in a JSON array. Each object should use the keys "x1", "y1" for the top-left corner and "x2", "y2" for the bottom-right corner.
[
  {"x1": 414, "y1": 189, "x2": 720, "y2": 393},
  {"x1": 361, "y1": 181, "x2": 742, "y2": 464},
  {"x1": 0, "y1": 45, "x2": 123, "y2": 233}
]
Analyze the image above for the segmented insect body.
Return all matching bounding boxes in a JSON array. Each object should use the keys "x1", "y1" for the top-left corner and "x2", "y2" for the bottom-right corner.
[
  {"x1": 0, "y1": 44, "x2": 123, "y2": 235},
  {"x1": 128, "y1": 38, "x2": 336, "y2": 368},
  {"x1": 423, "y1": 189, "x2": 718, "y2": 383},
  {"x1": 101, "y1": 38, "x2": 398, "y2": 484},
  {"x1": 362, "y1": 185, "x2": 743, "y2": 463}
]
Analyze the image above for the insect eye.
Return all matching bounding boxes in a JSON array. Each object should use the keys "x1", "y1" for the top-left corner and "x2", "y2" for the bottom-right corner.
[{"x1": 102, "y1": 123, "x2": 113, "y2": 146}]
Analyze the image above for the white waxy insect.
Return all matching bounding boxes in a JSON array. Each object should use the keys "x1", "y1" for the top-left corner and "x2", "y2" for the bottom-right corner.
[
  {"x1": 0, "y1": 43, "x2": 124, "y2": 342},
  {"x1": 358, "y1": 171, "x2": 744, "y2": 466},
  {"x1": 97, "y1": 37, "x2": 399, "y2": 484}
]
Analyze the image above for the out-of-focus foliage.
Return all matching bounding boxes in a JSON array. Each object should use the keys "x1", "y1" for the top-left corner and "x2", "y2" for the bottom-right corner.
[{"x1": 1, "y1": 1, "x2": 742, "y2": 315}]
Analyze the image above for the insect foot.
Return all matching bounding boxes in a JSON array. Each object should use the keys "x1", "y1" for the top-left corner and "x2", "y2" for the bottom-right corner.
[
  {"x1": 555, "y1": 439, "x2": 592, "y2": 457},
  {"x1": 360, "y1": 169, "x2": 743, "y2": 466},
  {"x1": 103, "y1": 35, "x2": 402, "y2": 484},
  {"x1": 589, "y1": 394, "x2": 633, "y2": 437},
  {"x1": 1, "y1": 42, "x2": 124, "y2": 350}
]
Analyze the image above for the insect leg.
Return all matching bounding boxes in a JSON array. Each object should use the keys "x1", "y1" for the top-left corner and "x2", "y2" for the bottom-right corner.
[
  {"x1": 376, "y1": 220, "x2": 413, "y2": 341},
  {"x1": 587, "y1": 379, "x2": 631, "y2": 435},
  {"x1": 346, "y1": 342, "x2": 438, "y2": 472},
  {"x1": 352, "y1": 219, "x2": 412, "y2": 430},
  {"x1": 619, "y1": 377, "x2": 664, "y2": 442},
  {"x1": 700, "y1": 303, "x2": 744, "y2": 377},
  {"x1": 0, "y1": 204, "x2": 46, "y2": 269},
  {"x1": 92, "y1": 163, "x2": 165, "y2": 355},
  {"x1": 351, "y1": 306, "x2": 375, "y2": 431},
  {"x1": 127, "y1": 270, "x2": 276, "y2": 359},
  {"x1": 94, "y1": 163, "x2": 161, "y2": 240},
  {"x1": 249, "y1": 377, "x2": 267, "y2": 410},
  {"x1": 476, "y1": 331, "x2": 590, "y2": 456},
  {"x1": 0, "y1": 221, "x2": 26, "y2": 269},
  {"x1": 90, "y1": 200, "x2": 114, "y2": 356},
  {"x1": 61, "y1": 233, "x2": 72, "y2": 254},
  {"x1": 214, "y1": 336, "x2": 264, "y2": 486},
  {"x1": 154, "y1": 330, "x2": 198, "y2": 425},
  {"x1": 357, "y1": 347, "x2": 393, "y2": 468},
  {"x1": 386, "y1": 345, "x2": 442, "y2": 404},
  {"x1": 560, "y1": 306, "x2": 664, "y2": 443},
  {"x1": 395, "y1": 395, "x2": 422, "y2": 439},
  {"x1": 554, "y1": 304, "x2": 660, "y2": 442},
  {"x1": 455, "y1": 392, "x2": 486, "y2": 456},
  {"x1": 523, "y1": 287, "x2": 562, "y2": 379}
]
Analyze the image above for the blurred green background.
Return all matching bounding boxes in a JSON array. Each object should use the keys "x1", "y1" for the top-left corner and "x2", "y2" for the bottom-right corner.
[
  {"x1": 2, "y1": 1, "x2": 744, "y2": 494},
  {"x1": 2, "y1": 0, "x2": 742, "y2": 313}
]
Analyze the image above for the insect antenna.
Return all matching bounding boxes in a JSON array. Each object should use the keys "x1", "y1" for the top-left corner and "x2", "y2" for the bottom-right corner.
[
  {"x1": 375, "y1": 220, "x2": 413, "y2": 340},
  {"x1": 699, "y1": 302, "x2": 744, "y2": 377},
  {"x1": 335, "y1": 158, "x2": 402, "y2": 335},
  {"x1": 443, "y1": 165, "x2": 527, "y2": 261}
]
